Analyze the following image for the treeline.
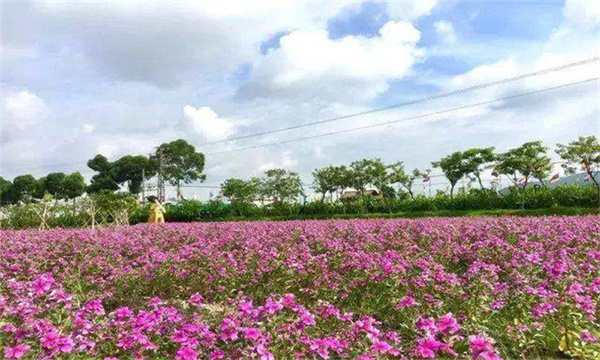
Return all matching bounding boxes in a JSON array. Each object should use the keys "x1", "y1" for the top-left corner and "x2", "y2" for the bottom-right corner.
[
  {"x1": 1, "y1": 135, "x2": 599, "y2": 208},
  {"x1": 0, "y1": 139, "x2": 205, "y2": 205},
  {"x1": 219, "y1": 136, "x2": 600, "y2": 205}
]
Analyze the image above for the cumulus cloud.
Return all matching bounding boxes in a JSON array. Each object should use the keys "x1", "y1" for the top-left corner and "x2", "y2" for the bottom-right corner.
[
  {"x1": 183, "y1": 105, "x2": 235, "y2": 141},
  {"x1": 434, "y1": 20, "x2": 456, "y2": 44},
  {"x1": 386, "y1": 0, "x2": 437, "y2": 19},
  {"x1": 241, "y1": 20, "x2": 423, "y2": 103},
  {"x1": 3, "y1": 90, "x2": 48, "y2": 130},
  {"x1": 561, "y1": 0, "x2": 600, "y2": 32},
  {"x1": 14, "y1": 1, "x2": 356, "y2": 86}
]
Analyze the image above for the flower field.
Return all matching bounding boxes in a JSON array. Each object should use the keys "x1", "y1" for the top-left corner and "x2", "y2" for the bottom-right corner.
[{"x1": 1, "y1": 217, "x2": 599, "y2": 359}]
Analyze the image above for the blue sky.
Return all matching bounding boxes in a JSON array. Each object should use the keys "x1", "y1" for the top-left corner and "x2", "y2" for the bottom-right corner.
[{"x1": 1, "y1": 0, "x2": 598, "y2": 198}]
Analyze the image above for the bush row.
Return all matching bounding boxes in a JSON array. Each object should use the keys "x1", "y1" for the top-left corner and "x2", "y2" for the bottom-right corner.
[{"x1": 129, "y1": 185, "x2": 599, "y2": 224}]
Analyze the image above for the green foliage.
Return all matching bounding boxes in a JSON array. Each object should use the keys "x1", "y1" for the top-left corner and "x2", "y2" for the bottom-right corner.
[
  {"x1": 0, "y1": 176, "x2": 12, "y2": 205},
  {"x1": 260, "y1": 168, "x2": 304, "y2": 202},
  {"x1": 0, "y1": 192, "x2": 138, "y2": 230},
  {"x1": 126, "y1": 185, "x2": 598, "y2": 225},
  {"x1": 39, "y1": 172, "x2": 67, "y2": 198},
  {"x1": 62, "y1": 172, "x2": 87, "y2": 200},
  {"x1": 220, "y1": 177, "x2": 260, "y2": 202},
  {"x1": 557, "y1": 135, "x2": 600, "y2": 205},
  {"x1": 495, "y1": 141, "x2": 552, "y2": 186},
  {"x1": 87, "y1": 154, "x2": 120, "y2": 193},
  {"x1": 387, "y1": 162, "x2": 420, "y2": 199},
  {"x1": 10, "y1": 174, "x2": 39, "y2": 203},
  {"x1": 348, "y1": 158, "x2": 388, "y2": 193},
  {"x1": 112, "y1": 155, "x2": 157, "y2": 194},
  {"x1": 312, "y1": 165, "x2": 345, "y2": 201},
  {"x1": 154, "y1": 139, "x2": 206, "y2": 189},
  {"x1": 35, "y1": 171, "x2": 87, "y2": 200},
  {"x1": 462, "y1": 147, "x2": 495, "y2": 189},
  {"x1": 432, "y1": 151, "x2": 466, "y2": 197}
]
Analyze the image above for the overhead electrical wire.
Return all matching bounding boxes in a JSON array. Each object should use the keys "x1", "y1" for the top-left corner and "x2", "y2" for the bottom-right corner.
[
  {"x1": 206, "y1": 77, "x2": 598, "y2": 156},
  {"x1": 196, "y1": 57, "x2": 599, "y2": 147},
  {"x1": 1, "y1": 57, "x2": 597, "y2": 172}
]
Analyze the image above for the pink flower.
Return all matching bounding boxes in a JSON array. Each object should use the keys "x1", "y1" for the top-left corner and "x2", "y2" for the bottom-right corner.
[
  {"x1": 437, "y1": 313, "x2": 460, "y2": 335},
  {"x1": 32, "y1": 273, "x2": 55, "y2": 295},
  {"x1": 371, "y1": 340, "x2": 393, "y2": 354},
  {"x1": 243, "y1": 327, "x2": 262, "y2": 341},
  {"x1": 3, "y1": 345, "x2": 30, "y2": 359},
  {"x1": 414, "y1": 337, "x2": 445, "y2": 358},
  {"x1": 469, "y1": 335, "x2": 493, "y2": 354},
  {"x1": 255, "y1": 344, "x2": 275, "y2": 360},
  {"x1": 115, "y1": 307, "x2": 133, "y2": 320},
  {"x1": 475, "y1": 351, "x2": 503, "y2": 360},
  {"x1": 396, "y1": 296, "x2": 419, "y2": 309},
  {"x1": 415, "y1": 317, "x2": 437, "y2": 334},
  {"x1": 581, "y1": 330, "x2": 599, "y2": 343},
  {"x1": 176, "y1": 346, "x2": 198, "y2": 360},
  {"x1": 299, "y1": 309, "x2": 316, "y2": 326},
  {"x1": 189, "y1": 293, "x2": 204, "y2": 307}
]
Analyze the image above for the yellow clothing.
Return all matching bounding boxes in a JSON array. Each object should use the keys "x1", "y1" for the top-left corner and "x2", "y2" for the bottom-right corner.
[{"x1": 148, "y1": 203, "x2": 165, "y2": 223}]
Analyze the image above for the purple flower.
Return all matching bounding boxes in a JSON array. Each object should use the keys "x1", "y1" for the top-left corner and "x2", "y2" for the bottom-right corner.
[
  {"x1": 176, "y1": 346, "x2": 198, "y2": 360},
  {"x1": 437, "y1": 313, "x2": 460, "y2": 335},
  {"x1": 3, "y1": 345, "x2": 30, "y2": 359}
]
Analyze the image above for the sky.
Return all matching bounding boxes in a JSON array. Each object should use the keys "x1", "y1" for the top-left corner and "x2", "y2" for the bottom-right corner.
[{"x1": 1, "y1": 0, "x2": 599, "y2": 199}]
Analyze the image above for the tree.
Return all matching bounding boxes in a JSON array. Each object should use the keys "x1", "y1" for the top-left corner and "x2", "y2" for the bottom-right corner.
[
  {"x1": 556, "y1": 135, "x2": 600, "y2": 205},
  {"x1": 220, "y1": 178, "x2": 260, "y2": 202},
  {"x1": 10, "y1": 175, "x2": 39, "y2": 203},
  {"x1": 387, "y1": 162, "x2": 420, "y2": 199},
  {"x1": 348, "y1": 158, "x2": 388, "y2": 194},
  {"x1": 312, "y1": 165, "x2": 344, "y2": 201},
  {"x1": 432, "y1": 152, "x2": 467, "y2": 198},
  {"x1": 87, "y1": 154, "x2": 119, "y2": 193},
  {"x1": 62, "y1": 172, "x2": 87, "y2": 200},
  {"x1": 260, "y1": 169, "x2": 303, "y2": 203},
  {"x1": 462, "y1": 147, "x2": 495, "y2": 189},
  {"x1": 154, "y1": 139, "x2": 206, "y2": 192},
  {"x1": 40, "y1": 172, "x2": 67, "y2": 198},
  {"x1": 0, "y1": 177, "x2": 12, "y2": 205},
  {"x1": 495, "y1": 141, "x2": 552, "y2": 188},
  {"x1": 112, "y1": 155, "x2": 157, "y2": 194}
]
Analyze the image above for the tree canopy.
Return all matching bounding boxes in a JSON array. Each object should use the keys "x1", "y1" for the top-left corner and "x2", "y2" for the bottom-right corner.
[
  {"x1": 557, "y1": 135, "x2": 600, "y2": 204},
  {"x1": 260, "y1": 169, "x2": 303, "y2": 202},
  {"x1": 220, "y1": 178, "x2": 260, "y2": 202},
  {"x1": 495, "y1": 141, "x2": 552, "y2": 187},
  {"x1": 154, "y1": 139, "x2": 206, "y2": 190}
]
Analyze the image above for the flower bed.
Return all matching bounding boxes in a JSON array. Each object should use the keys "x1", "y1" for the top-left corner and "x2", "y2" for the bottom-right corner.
[{"x1": 1, "y1": 217, "x2": 599, "y2": 359}]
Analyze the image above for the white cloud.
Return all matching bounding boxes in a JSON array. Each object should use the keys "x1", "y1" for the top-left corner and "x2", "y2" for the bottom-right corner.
[
  {"x1": 183, "y1": 105, "x2": 235, "y2": 141},
  {"x1": 433, "y1": 20, "x2": 456, "y2": 44},
  {"x1": 82, "y1": 124, "x2": 95, "y2": 133},
  {"x1": 242, "y1": 20, "x2": 423, "y2": 103},
  {"x1": 258, "y1": 150, "x2": 298, "y2": 171},
  {"x1": 19, "y1": 1, "x2": 356, "y2": 86},
  {"x1": 386, "y1": 0, "x2": 437, "y2": 19},
  {"x1": 450, "y1": 58, "x2": 518, "y2": 88},
  {"x1": 562, "y1": 0, "x2": 600, "y2": 31},
  {"x1": 3, "y1": 90, "x2": 48, "y2": 130}
]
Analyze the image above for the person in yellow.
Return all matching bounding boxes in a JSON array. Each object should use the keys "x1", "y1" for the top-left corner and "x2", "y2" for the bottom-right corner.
[{"x1": 147, "y1": 197, "x2": 165, "y2": 223}]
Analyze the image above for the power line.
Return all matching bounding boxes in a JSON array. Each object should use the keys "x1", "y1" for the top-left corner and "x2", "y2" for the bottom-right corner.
[
  {"x1": 2, "y1": 58, "x2": 597, "y2": 173},
  {"x1": 207, "y1": 77, "x2": 598, "y2": 156},
  {"x1": 197, "y1": 57, "x2": 598, "y2": 147}
]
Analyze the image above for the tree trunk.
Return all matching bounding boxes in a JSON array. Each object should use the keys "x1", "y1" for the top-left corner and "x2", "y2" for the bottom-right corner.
[{"x1": 476, "y1": 173, "x2": 484, "y2": 190}]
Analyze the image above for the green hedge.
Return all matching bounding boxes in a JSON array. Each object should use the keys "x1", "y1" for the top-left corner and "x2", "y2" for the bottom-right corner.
[{"x1": 129, "y1": 185, "x2": 599, "y2": 224}]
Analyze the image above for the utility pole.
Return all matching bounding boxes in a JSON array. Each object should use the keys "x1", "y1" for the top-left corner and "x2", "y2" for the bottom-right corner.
[
  {"x1": 156, "y1": 147, "x2": 165, "y2": 202},
  {"x1": 141, "y1": 168, "x2": 146, "y2": 203}
]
